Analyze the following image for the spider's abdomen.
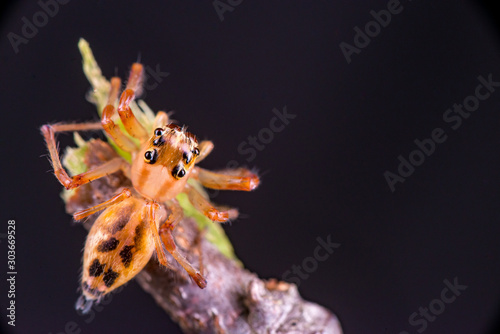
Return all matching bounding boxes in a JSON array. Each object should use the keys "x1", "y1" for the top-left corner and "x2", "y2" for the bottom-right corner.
[{"x1": 80, "y1": 197, "x2": 154, "y2": 300}]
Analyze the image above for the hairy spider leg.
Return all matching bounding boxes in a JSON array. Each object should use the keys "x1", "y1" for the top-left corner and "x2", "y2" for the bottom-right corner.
[
  {"x1": 162, "y1": 198, "x2": 184, "y2": 231},
  {"x1": 153, "y1": 111, "x2": 169, "y2": 129},
  {"x1": 190, "y1": 226, "x2": 208, "y2": 277},
  {"x1": 46, "y1": 122, "x2": 103, "y2": 132},
  {"x1": 184, "y1": 184, "x2": 234, "y2": 222},
  {"x1": 41, "y1": 124, "x2": 130, "y2": 190},
  {"x1": 193, "y1": 167, "x2": 260, "y2": 191},
  {"x1": 117, "y1": 63, "x2": 148, "y2": 141},
  {"x1": 73, "y1": 188, "x2": 132, "y2": 220},
  {"x1": 101, "y1": 77, "x2": 138, "y2": 152},
  {"x1": 146, "y1": 202, "x2": 170, "y2": 268},
  {"x1": 159, "y1": 204, "x2": 208, "y2": 289}
]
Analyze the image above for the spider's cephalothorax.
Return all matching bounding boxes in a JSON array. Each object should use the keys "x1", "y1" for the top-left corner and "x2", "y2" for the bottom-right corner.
[
  {"x1": 41, "y1": 62, "x2": 259, "y2": 313},
  {"x1": 132, "y1": 124, "x2": 200, "y2": 202}
]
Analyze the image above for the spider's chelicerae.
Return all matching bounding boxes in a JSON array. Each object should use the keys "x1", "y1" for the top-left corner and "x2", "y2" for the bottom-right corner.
[{"x1": 41, "y1": 63, "x2": 259, "y2": 313}]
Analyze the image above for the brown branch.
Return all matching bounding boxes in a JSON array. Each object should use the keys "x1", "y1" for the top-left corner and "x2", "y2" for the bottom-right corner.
[{"x1": 65, "y1": 139, "x2": 343, "y2": 334}]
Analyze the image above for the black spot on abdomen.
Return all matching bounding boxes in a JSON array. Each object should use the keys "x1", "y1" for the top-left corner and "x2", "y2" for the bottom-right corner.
[
  {"x1": 97, "y1": 237, "x2": 119, "y2": 252},
  {"x1": 119, "y1": 245, "x2": 134, "y2": 268},
  {"x1": 110, "y1": 216, "x2": 129, "y2": 234},
  {"x1": 103, "y1": 268, "x2": 119, "y2": 288},
  {"x1": 88, "y1": 259, "x2": 104, "y2": 277},
  {"x1": 109, "y1": 203, "x2": 135, "y2": 234},
  {"x1": 134, "y1": 222, "x2": 145, "y2": 250}
]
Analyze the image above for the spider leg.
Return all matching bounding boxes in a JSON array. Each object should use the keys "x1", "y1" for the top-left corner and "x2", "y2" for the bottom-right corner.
[
  {"x1": 159, "y1": 200, "x2": 207, "y2": 289},
  {"x1": 190, "y1": 226, "x2": 207, "y2": 277},
  {"x1": 101, "y1": 77, "x2": 138, "y2": 152},
  {"x1": 116, "y1": 63, "x2": 149, "y2": 141},
  {"x1": 195, "y1": 140, "x2": 214, "y2": 163},
  {"x1": 192, "y1": 167, "x2": 259, "y2": 191},
  {"x1": 184, "y1": 184, "x2": 237, "y2": 222},
  {"x1": 161, "y1": 198, "x2": 184, "y2": 231},
  {"x1": 153, "y1": 111, "x2": 169, "y2": 129},
  {"x1": 73, "y1": 188, "x2": 132, "y2": 220},
  {"x1": 145, "y1": 202, "x2": 170, "y2": 268},
  {"x1": 41, "y1": 124, "x2": 131, "y2": 190},
  {"x1": 44, "y1": 122, "x2": 103, "y2": 132},
  {"x1": 161, "y1": 229, "x2": 207, "y2": 289}
]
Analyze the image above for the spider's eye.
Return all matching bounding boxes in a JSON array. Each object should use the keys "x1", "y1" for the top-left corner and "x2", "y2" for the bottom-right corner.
[
  {"x1": 172, "y1": 165, "x2": 186, "y2": 179},
  {"x1": 183, "y1": 152, "x2": 192, "y2": 164},
  {"x1": 193, "y1": 147, "x2": 200, "y2": 156},
  {"x1": 177, "y1": 168, "x2": 186, "y2": 178},
  {"x1": 144, "y1": 149, "x2": 158, "y2": 164},
  {"x1": 154, "y1": 128, "x2": 163, "y2": 136},
  {"x1": 153, "y1": 136, "x2": 165, "y2": 147}
]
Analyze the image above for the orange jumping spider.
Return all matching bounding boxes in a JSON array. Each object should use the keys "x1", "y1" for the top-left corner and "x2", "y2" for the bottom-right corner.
[{"x1": 41, "y1": 63, "x2": 259, "y2": 313}]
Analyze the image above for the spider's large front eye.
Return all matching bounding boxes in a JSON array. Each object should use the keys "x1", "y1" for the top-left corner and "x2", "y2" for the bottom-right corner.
[
  {"x1": 192, "y1": 147, "x2": 200, "y2": 156},
  {"x1": 154, "y1": 128, "x2": 163, "y2": 136},
  {"x1": 172, "y1": 165, "x2": 186, "y2": 179},
  {"x1": 144, "y1": 149, "x2": 158, "y2": 164}
]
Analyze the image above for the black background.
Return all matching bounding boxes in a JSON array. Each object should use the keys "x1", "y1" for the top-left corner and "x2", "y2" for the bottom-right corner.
[{"x1": 1, "y1": 1, "x2": 500, "y2": 333}]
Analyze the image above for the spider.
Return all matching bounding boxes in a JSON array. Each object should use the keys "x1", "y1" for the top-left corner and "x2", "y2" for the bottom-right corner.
[{"x1": 41, "y1": 63, "x2": 259, "y2": 313}]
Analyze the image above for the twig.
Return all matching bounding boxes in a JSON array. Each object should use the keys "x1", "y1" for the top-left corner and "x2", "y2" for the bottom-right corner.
[{"x1": 65, "y1": 139, "x2": 343, "y2": 334}]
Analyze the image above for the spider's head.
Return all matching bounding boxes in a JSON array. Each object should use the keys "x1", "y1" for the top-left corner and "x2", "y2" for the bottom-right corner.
[
  {"x1": 131, "y1": 123, "x2": 200, "y2": 201},
  {"x1": 144, "y1": 124, "x2": 199, "y2": 177}
]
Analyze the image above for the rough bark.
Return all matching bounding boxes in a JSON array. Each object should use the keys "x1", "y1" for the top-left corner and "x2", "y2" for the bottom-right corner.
[{"x1": 65, "y1": 139, "x2": 343, "y2": 334}]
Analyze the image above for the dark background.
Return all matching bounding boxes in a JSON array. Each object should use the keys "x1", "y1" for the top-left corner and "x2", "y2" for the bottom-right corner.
[{"x1": 1, "y1": 1, "x2": 500, "y2": 333}]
